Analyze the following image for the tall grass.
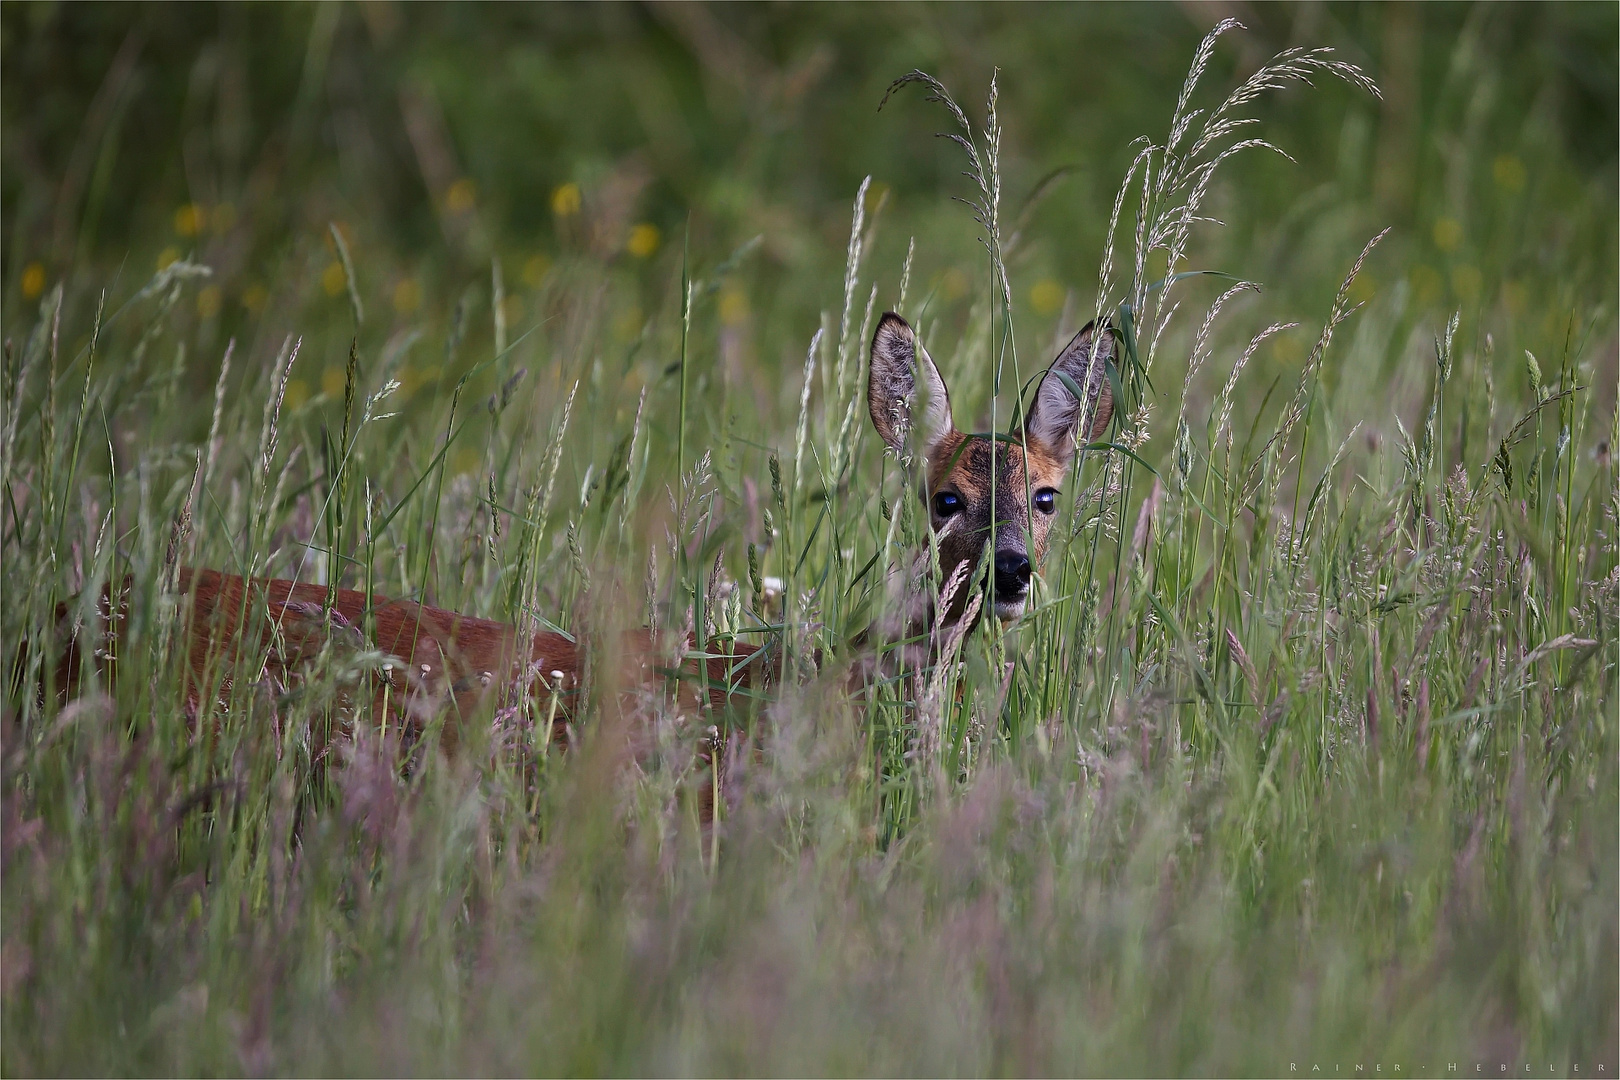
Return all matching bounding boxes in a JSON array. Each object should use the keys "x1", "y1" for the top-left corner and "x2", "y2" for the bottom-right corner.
[{"x1": 3, "y1": 21, "x2": 1616, "y2": 1076}]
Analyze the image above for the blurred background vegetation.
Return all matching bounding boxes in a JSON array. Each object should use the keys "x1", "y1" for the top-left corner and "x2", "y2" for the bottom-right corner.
[{"x1": 4, "y1": 1, "x2": 1615, "y2": 443}]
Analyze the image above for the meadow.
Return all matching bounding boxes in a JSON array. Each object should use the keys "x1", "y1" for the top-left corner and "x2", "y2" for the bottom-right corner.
[{"x1": 2, "y1": 4, "x2": 1616, "y2": 1074}]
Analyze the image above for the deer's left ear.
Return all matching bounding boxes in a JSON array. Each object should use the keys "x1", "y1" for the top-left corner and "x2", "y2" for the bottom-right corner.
[{"x1": 1023, "y1": 320, "x2": 1115, "y2": 466}]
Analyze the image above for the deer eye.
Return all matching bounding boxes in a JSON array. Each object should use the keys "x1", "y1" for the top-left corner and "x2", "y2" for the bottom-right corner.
[
  {"x1": 932, "y1": 490, "x2": 962, "y2": 518},
  {"x1": 1034, "y1": 488, "x2": 1057, "y2": 514}
]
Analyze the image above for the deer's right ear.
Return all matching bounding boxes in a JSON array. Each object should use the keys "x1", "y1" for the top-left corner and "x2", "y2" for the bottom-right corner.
[{"x1": 868, "y1": 313, "x2": 955, "y2": 457}]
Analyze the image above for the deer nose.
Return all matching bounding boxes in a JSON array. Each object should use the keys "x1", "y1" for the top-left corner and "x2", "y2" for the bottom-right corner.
[{"x1": 994, "y1": 552, "x2": 1031, "y2": 597}]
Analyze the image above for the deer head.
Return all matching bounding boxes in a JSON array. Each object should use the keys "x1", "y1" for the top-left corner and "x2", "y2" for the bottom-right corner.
[{"x1": 868, "y1": 312, "x2": 1115, "y2": 625}]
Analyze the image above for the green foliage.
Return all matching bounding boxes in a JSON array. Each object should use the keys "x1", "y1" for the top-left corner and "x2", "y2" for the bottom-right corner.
[{"x1": 2, "y1": 6, "x2": 1616, "y2": 1075}]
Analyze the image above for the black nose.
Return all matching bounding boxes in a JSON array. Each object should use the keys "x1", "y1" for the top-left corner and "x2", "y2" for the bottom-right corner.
[{"x1": 994, "y1": 552, "x2": 1031, "y2": 597}]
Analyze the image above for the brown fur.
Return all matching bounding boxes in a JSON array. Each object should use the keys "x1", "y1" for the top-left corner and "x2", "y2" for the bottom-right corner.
[{"x1": 49, "y1": 568, "x2": 770, "y2": 762}]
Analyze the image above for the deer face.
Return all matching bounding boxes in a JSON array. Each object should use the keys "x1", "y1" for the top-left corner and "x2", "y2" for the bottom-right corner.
[{"x1": 868, "y1": 312, "x2": 1114, "y2": 624}]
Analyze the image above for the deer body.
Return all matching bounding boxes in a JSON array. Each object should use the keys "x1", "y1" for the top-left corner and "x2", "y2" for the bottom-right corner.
[
  {"x1": 173, "y1": 566, "x2": 577, "y2": 753},
  {"x1": 52, "y1": 567, "x2": 768, "y2": 759}
]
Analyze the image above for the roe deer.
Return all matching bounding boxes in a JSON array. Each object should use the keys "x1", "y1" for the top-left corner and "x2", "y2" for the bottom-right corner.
[{"x1": 39, "y1": 311, "x2": 1112, "y2": 806}]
